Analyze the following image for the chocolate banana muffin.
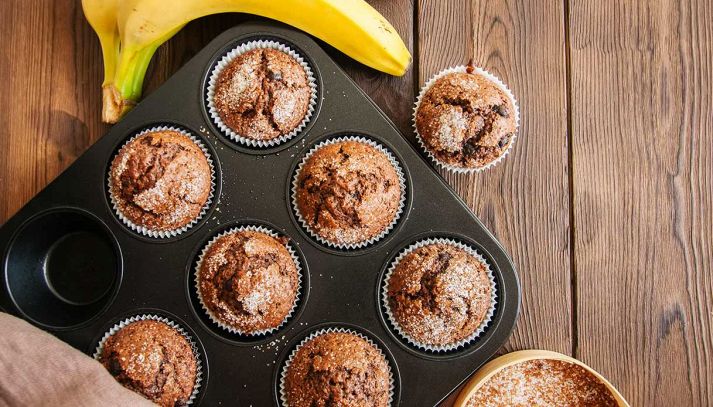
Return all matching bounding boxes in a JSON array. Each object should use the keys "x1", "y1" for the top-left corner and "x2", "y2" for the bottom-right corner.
[
  {"x1": 386, "y1": 243, "x2": 492, "y2": 347},
  {"x1": 284, "y1": 332, "x2": 391, "y2": 407},
  {"x1": 109, "y1": 129, "x2": 212, "y2": 233},
  {"x1": 467, "y1": 359, "x2": 618, "y2": 406},
  {"x1": 99, "y1": 319, "x2": 197, "y2": 407},
  {"x1": 197, "y1": 229, "x2": 299, "y2": 333},
  {"x1": 415, "y1": 69, "x2": 517, "y2": 169},
  {"x1": 212, "y1": 47, "x2": 311, "y2": 141},
  {"x1": 295, "y1": 140, "x2": 402, "y2": 246}
]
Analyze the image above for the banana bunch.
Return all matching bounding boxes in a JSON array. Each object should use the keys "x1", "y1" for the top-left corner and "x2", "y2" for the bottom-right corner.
[{"x1": 82, "y1": 0, "x2": 411, "y2": 123}]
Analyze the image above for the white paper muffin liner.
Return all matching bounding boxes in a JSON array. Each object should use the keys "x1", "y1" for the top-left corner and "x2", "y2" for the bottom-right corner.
[
  {"x1": 93, "y1": 314, "x2": 204, "y2": 406},
  {"x1": 381, "y1": 238, "x2": 498, "y2": 352},
  {"x1": 413, "y1": 65, "x2": 520, "y2": 173},
  {"x1": 193, "y1": 224, "x2": 303, "y2": 336},
  {"x1": 108, "y1": 125, "x2": 216, "y2": 238},
  {"x1": 291, "y1": 136, "x2": 407, "y2": 250},
  {"x1": 278, "y1": 327, "x2": 396, "y2": 407},
  {"x1": 206, "y1": 40, "x2": 318, "y2": 148}
]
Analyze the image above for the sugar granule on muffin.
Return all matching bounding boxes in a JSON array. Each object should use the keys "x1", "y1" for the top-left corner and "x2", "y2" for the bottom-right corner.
[
  {"x1": 284, "y1": 332, "x2": 391, "y2": 407},
  {"x1": 109, "y1": 129, "x2": 212, "y2": 233},
  {"x1": 415, "y1": 66, "x2": 517, "y2": 168},
  {"x1": 295, "y1": 140, "x2": 402, "y2": 246},
  {"x1": 197, "y1": 229, "x2": 299, "y2": 334},
  {"x1": 99, "y1": 319, "x2": 197, "y2": 407},
  {"x1": 467, "y1": 359, "x2": 619, "y2": 407},
  {"x1": 387, "y1": 243, "x2": 492, "y2": 347},
  {"x1": 212, "y1": 47, "x2": 311, "y2": 141}
]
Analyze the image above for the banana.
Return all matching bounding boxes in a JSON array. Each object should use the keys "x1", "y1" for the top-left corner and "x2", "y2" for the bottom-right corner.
[{"x1": 83, "y1": 0, "x2": 411, "y2": 123}]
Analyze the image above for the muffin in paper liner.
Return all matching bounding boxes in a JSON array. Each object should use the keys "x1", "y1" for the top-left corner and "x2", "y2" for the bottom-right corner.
[
  {"x1": 107, "y1": 125, "x2": 216, "y2": 239},
  {"x1": 290, "y1": 136, "x2": 407, "y2": 250},
  {"x1": 381, "y1": 237, "x2": 498, "y2": 353},
  {"x1": 193, "y1": 224, "x2": 303, "y2": 336},
  {"x1": 278, "y1": 326, "x2": 396, "y2": 407},
  {"x1": 92, "y1": 314, "x2": 204, "y2": 406},
  {"x1": 413, "y1": 65, "x2": 520, "y2": 173},
  {"x1": 205, "y1": 39, "x2": 318, "y2": 148}
]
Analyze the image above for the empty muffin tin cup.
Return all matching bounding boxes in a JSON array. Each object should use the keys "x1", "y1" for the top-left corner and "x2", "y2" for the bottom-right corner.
[
  {"x1": 453, "y1": 350, "x2": 630, "y2": 407},
  {"x1": 206, "y1": 39, "x2": 318, "y2": 148},
  {"x1": 291, "y1": 135, "x2": 407, "y2": 250},
  {"x1": 107, "y1": 125, "x2": 216, "y2": 239},
  {"x1": 194, "y1": 224, "x2": 303, "y2": 336},
  {"x1": 381, "y1": 237, "x2": 498, "y2": 353},
  {"x1": 278, "y1": 326, "x2": 396, "y2": 407},
  {"x1": 413, "y1": 65, "x2": 520, "y2": 173},
  {"x1": 93, "y1": 314, "x2": 204, "y2": 406},
  {"x1": 3, "y1": 208, "x2": 121, "y2": 329}
]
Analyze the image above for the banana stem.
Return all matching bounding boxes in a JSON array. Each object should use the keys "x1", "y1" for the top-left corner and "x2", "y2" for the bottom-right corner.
[{"x1": 102, "y1": 44, "x2": 159, "y2": 123}]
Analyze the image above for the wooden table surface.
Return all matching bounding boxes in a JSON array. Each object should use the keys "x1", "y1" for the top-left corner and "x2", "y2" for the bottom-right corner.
[{"x1": 1, "y1": 1, "x2": 711, "y2": 405}]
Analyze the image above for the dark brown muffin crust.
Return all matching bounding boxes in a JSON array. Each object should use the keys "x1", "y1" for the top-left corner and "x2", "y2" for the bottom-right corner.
[
  {"x1": 213, "y1": 48, "x2": 311, "y2": 141},
  {"x1": 197, "y1": 230, "x2": 299, "y2": 333},
  {"x1": 100, "y1": 320, "x2": 197, "y2": 407},
  {"x1": 109, "y1": 130, "x2": 212, "y2": 232},
  {"x1": 415, "y1": 71, "x2": 516, "y2": 168},
  {"x1": 387, "y1": 243, "x2": 492, "y2": 347},
  {"x1": 295, "y1": 140, "x2": 402, "y2": 246},
  {"x1": 285, "y1": 332, "x2": 391, "y2": 407},
  {"x1": 467, "y1": 359, "x2": 619, "y2": 406}
]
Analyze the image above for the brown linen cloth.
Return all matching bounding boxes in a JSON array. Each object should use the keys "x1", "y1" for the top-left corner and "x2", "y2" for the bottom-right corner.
[{"x1": 0, "y1": 312, "x2": 155, "y2": 407}]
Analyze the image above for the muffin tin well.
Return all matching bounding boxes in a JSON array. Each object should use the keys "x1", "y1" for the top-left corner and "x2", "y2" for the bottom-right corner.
[{"x1": 0, "y1": 21, "x2": 519, "y2": 406}]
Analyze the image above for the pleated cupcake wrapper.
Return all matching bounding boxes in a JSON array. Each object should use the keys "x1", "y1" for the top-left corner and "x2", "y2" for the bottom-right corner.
[
  {"x1": 278, "y1": 327, "x2": 396, "y2": 407},
  {"x1": 381, "y1": 238, "x2": 498, "y2": 353},
  {"x1": 92, "y1": 314, "x2": 203, "y2": 406},
  {"x1": 291, "y1": 136, "x2": 407, "y2": 250},
  {"x1": 108, "y1": 126, "x2": 216, "y2": 238},
  {"x1": 206, "y1": 40, "x2": 318, "y2": 148},
  {"x1": 194, "y1": 225, "x2": 303, "y2": 336},
  {"x1": 413, "y1": 65, "x2": 520, "y2": 173}
]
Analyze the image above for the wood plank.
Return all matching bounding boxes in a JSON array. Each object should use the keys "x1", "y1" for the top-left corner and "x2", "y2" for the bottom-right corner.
[
  {"x1": 418, "y1": 0, "x2": 572, "y2": 356},
  {"x1": 570, "y1": 0, "x2": 713, "y2": 405},
  {"x1": 418, "y1": 0, "x2": 571, "y2": 404}
]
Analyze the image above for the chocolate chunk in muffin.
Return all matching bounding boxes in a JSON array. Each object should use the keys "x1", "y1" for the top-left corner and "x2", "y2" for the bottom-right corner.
[
  {"x1": 99, "y1": 319, "x2": 197, "y2": 407},
  {"x1": 415, "y1": 70, "x2": 517, "y2": 168},
  {"x1": 387, "y1": 243, "x2": 492, "y2": 347},
  {"x1": 197, "y1": 229, "x2": 299, "y2": 333},
  {"x1": 212, "y1": 48, "x2": 311, "y2": 141},
  {"x1": 284, "y1": 332, "x2": 391, "y2": 407},
  {"x1": 295, "y1": 140, "x2": 402, "y2": 246},
  {"x1": 109, "y1": 129, "x2": 212, "y2": 233},
  {"x1": 467, "y1": 359, "x2": 619, "y2": 407}
]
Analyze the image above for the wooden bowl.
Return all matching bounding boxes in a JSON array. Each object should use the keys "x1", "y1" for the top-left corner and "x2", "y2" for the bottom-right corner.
[{"x1": 453, "y1": 350, "x2": 629, "y2": 407}]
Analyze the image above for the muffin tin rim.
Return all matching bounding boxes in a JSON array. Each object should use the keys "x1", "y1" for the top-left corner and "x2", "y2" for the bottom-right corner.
[
  {"x1": 3, "y1": 206, "x2": 124, "y2": 331},
  {"x1": 102, "y1": 121, "x2": 223, "y2": 244},
  {"x1": 200, "y1": 32, "x2": 324, "y2": 155},
  {"x1": 285, "y1": 131, "x2": 414, "y2": 256},
  {"x1": 185, "y1": 219, "x2": 312, "y2": 347}
]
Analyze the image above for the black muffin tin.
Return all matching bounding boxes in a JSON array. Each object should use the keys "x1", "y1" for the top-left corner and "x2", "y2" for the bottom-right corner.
[{"x1": 0, "y1": 21, "x2": 520, "y2": 406}]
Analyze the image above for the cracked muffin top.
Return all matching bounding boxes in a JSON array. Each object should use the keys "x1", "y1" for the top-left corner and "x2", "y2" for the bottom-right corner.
[
  {"x1": 295, "y1": 140, "x2": 402, "y2": 246},
  {"x1": 99, "y1": 319, "x2": 197, "y2": 407},
  {"x1": 109, "y1": 130, "x2": 212, "y2": 232},
  {"x1": 197, "y1": 229, "x2": 299, "y2": 333},
  {"x1": 466, "y1": 359, "x2": 618, "y2": 407},
  {"x1": 212, "y1": 48, "x2": 311, "y2": 141},
  {"x1": 386, "y1": 243, "x2": 492, "y2": 347},
  {"x1": 284, "y1": 332, "x2": 391, "y2": 407},
  {"x1": 415, "y1": 70, "x2": 517, "y2": 169}
]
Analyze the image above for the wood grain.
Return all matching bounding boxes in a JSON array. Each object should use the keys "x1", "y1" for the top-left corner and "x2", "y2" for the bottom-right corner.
[
  {"x1": 418, "y1": 0, "x2": 572, "y2": 353},
  {"x1": 570, "y1": 0, "x2": 713, "y2": 405}
]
